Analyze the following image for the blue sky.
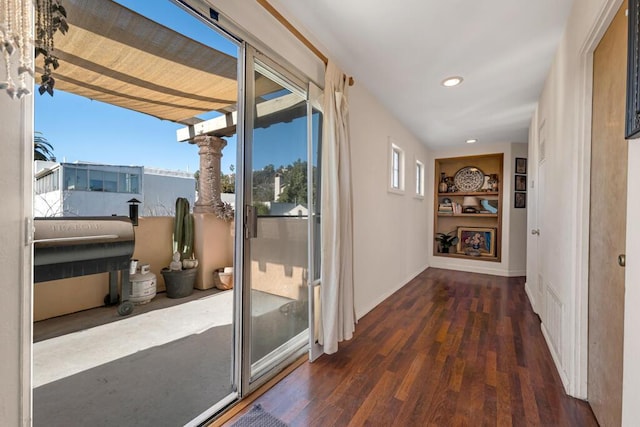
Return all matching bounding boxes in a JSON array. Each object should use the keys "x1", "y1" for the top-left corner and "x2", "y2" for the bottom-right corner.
[{"x1": 34, "y1": 0, "x2": 307, "y2": 174}]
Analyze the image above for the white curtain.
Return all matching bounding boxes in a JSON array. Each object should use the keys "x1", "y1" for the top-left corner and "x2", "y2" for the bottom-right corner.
[{"x1": 319, "y1": 60, "x2": 356, "y2": 354}]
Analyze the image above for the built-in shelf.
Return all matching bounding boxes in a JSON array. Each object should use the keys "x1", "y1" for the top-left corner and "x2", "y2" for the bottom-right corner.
[
  {"x1": 436, "y1": 252, "x2": 499, "y2": 261},
  {"x1": 438, "y1": 191, "x2": 499, "y2": 197},
  {"x1": 434, "y1": 153, "x2": 504, "y2": 262},
  {"x1": 437, "y1": 213, "x2": 498, "y2": 218}
]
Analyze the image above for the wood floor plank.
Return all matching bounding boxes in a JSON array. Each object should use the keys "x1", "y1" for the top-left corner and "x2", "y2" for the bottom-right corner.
[
  {"x1": 220, "y1": 268, "x2": 597, "y2": 426},
  {"x1": 394, "y1": 353, "x2": 426, "y2": 401}
]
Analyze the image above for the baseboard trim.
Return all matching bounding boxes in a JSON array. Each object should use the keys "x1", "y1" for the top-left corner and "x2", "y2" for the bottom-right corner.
[
  {"x1": 355, "y1": 263, "x2": 429, "y2": 321},
  {"x1": 541, "y1": 322, "x2": 570, "y2": 392},
  {"x1": 508, "y1": 269, "x2": 527, "y2": 277},
  {"x1": 524, "y1": 281, "x2": 538, "y2": 314},
  {"x1": 429, "y1": 258, "x2": 508, "y2": 277}
]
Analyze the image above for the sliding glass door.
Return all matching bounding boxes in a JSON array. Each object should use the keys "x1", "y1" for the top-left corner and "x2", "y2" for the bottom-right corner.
[{"x1": 242, "y1": 49, "x2": 312, "y2": 386}]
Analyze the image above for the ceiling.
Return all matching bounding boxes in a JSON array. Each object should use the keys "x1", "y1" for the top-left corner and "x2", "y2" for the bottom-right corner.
[{"x1": 272, "y1": 0, "x2": 575, "y2": 149}]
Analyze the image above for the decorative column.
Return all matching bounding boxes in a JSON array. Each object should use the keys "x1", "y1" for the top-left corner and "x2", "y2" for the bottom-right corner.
[
  {"x1": 189, "y1": 134, "x2": 234, "y2": 291},
  {"x1": 190, "y1": 135, "x2": 227, "y2": 213}
]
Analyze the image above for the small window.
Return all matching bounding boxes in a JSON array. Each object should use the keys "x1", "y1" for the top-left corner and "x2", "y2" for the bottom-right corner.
[
  {"x1": 415, "y1": 160, "x2": 424, "y2": 197},
  {"x1": 119, "y1": 172, "x2": 141, "y2": 193},
  {"x1": 103, "y1": 172, "x2": 118, "y2": 192},
  {"x1": 89, "y1": 170, "x2": 104, "y2": 192},
  {"x1": 64, "y1": 166, "x2": 75, "y2": 190},
  {"x1": 35, "y1": 170, "x2": 59, "y2": 194},
  {"x1": 75, "y1": 168, "x2": 88, "y2": 191},
  {"x1": 389, "y1": 139, "x2": 404, "y2": 193}
]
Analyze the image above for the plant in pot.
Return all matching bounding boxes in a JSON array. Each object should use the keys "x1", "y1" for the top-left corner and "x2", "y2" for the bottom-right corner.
[
  {"x1": 435, "y1": 230, "x2": 459, "y2": 254},
  {"x1": 161, "y1": 197, "x2": 198, "y2": 298}
]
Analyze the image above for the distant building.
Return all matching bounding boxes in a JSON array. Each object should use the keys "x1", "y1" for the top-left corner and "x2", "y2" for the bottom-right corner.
[
  {"x1": 34, "y1": 161, "x2": 196, "y2": 217},
  {"x1": 141, "y1": 167, "x2": 197, "y2": 216},
  {"x1": 268, "y1": 202, "x2": 308, "y2": 217},
  {"x1": 221, "y1": 193, "x2": 235, "y2": 209}
]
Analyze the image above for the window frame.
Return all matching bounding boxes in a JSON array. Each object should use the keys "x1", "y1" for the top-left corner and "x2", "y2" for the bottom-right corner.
[
  {"x1": 388, "y1": 139, "x2": 405, "y2": 194},
  {"x1": 415, "y1": 159, "x2": 425, "y2": 198}
]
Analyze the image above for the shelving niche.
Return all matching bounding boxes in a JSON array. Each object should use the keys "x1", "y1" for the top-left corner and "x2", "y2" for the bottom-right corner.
[{"x1": 434, "y1": 153, "x2": 503, "y2": 262}]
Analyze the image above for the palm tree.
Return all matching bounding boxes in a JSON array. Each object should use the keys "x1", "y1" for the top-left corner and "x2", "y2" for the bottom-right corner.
[{"x1": 34, "y1": 132, "x2": 55, "y2": 161}]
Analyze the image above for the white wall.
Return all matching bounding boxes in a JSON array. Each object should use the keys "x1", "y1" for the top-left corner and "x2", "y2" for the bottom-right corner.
[
  {"x1": 142, "y1": 173, "x2": 195, "y2": 216},
  {"x1": 0, "y1": 75, "x2": 33, "y2": 424},
  {"x1": 349, "y1": 84, "x2": 431, "y2": 319},
  {"x1": 509, "y1": 143, "x2": 529, "y2": 275},
  {"x1": 64, "y1": 191, "x2": 139, "y2": 216},
  {"x1": 527, "y1": 0, "x2": 631, "y2": 400},
  {"x1": 427, "y1": 142, "x2": 528, "y2": 277},
  {"x1": 208, "y1": 0, "x2": 324, "y2": 85},
  {"x1": 34, "y1": 190, "x2": 63, "y2": 217},
  {"x1": 623, "y1": 139, "x2": 640, "y2": 424}
]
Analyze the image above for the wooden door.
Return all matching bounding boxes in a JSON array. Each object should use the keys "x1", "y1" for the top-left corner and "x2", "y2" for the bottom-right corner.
[{"x1": 589, "y1": 2, "x2": 628, "y2": 426}]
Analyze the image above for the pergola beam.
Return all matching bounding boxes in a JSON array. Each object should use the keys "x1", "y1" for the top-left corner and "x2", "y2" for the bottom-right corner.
[{"x1": 176, "y1": 92, "x2": 305, "y2": 141}]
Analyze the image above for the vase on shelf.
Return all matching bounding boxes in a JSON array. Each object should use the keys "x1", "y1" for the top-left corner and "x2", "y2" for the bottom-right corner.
[
  {"x1": 439, "y1": 173, "x2": 448, "y2": 193},
  {"x1": 489, "y1": 174, "x2": 499, "y2": 191}
]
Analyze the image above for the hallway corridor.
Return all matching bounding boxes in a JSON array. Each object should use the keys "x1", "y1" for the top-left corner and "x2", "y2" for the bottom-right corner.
[{"x1": 225, "y1": 268, "x2": 597, "y2": 426}]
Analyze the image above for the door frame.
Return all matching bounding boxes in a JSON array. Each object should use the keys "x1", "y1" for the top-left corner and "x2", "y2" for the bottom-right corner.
[
  {"x1": 573, "y1": 0, "x2": 624, "y2": 399},
  {"x1": 528, "y1": 0, "x2": 623, "y2": 400},
  {"x1": 240, "y1": 45, "x2": 313, "y2": 395}
]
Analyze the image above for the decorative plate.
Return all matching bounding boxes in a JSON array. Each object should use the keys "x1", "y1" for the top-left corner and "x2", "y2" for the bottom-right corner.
[{"x1": 454, "y1": 166, "x2": 484, "y2": 192}]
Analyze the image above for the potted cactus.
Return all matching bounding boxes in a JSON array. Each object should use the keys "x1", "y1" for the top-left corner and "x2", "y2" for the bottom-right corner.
[{"x1": 161, "y1": 197, "x2": 198, "y2": 298}]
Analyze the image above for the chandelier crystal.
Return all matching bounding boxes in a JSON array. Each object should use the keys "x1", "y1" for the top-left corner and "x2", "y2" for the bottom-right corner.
[{"x1": 0, "y1": 0, "x2": 33, "y2": 99}]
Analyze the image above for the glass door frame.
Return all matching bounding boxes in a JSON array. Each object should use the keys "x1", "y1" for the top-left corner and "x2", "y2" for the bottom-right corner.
[
  {"x1": 240, "y1": 45, "x2": 313, "y2": 394},
  {"x1": 307, "y1": 81, "x2": 324, "y2": 361}
]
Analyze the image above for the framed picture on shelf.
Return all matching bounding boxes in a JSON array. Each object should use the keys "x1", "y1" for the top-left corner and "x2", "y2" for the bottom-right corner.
[
  {"x1": 456, "y1": 226, "x2": 496, "y2": 257},
  {"x1": 515, "y1": 192, "x2": 526, "y2": 208},
  {"x1": 515, "y1": 175, "x2": 527, "y2": 191},
  {"x1": 515, "y1": 157, "x2": 527, "y2": 174}
]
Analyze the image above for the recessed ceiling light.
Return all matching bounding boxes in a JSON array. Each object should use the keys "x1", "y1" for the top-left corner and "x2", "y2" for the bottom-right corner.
[
  {"x1": 466, "y1": 139, "x2": 477, "y2": 144},
  {"x1": 442, "y1": 76, "x2": 464, "y2": 87}
]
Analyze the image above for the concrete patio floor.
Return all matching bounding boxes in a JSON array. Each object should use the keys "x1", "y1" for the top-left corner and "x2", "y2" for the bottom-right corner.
[{"x1": 32, "y1": 288, "x2": 307, "y2": 426}]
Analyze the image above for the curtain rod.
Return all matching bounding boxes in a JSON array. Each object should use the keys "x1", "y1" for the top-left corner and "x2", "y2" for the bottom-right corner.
[{"x1": 256, "y1": 0, "x2": 355, "y2": 86}]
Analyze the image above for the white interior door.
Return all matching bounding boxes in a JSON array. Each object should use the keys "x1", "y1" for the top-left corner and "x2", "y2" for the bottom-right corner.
[
  {"x1": 535, "y1": 157, "x2": 545, "y2": 320},
  {"x1": 527, "y1": 117, "x2": 545, "y2": 318}
]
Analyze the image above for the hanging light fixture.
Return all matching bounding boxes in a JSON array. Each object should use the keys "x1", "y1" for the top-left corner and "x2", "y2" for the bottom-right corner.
[
  {"x1": 0, "y1": 0, "x2": 68, "y2": 99},
  {"x1": 0, "y1": 0, "x2": 34, "y2": 98},
  {"x1": 35, "y1": 0, "x2": 68, "y2": 96}
]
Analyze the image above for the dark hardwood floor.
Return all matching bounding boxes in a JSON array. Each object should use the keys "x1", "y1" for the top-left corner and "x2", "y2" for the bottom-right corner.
[{"x1": 224, "y1": 268, "x2": 598, "y2": 426}]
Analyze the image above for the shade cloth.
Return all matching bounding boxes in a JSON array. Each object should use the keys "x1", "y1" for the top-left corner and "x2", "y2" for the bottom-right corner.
[{"x1": 37, "y1": 0, "x2": 239, "y2": 124}]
